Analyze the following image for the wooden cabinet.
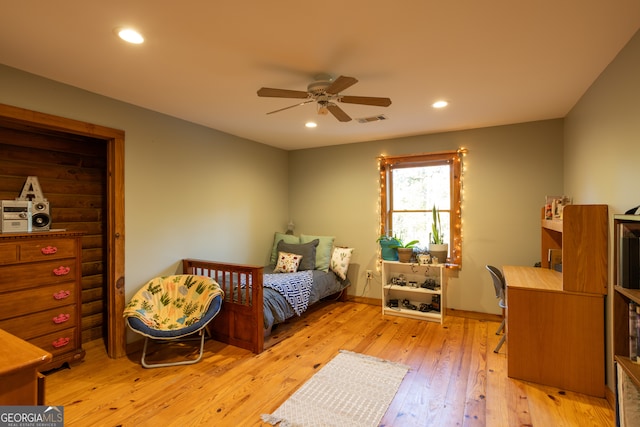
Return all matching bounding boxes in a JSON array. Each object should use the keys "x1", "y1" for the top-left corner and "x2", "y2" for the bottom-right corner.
[
  {"x1": 505, "y1": 266, "x2": 605, "y2": 397},
  {"x1": 505, "y1": 204, "x2": 608, "y2": 397},
  {"x1": 381, "y1": 261, "x2": 447, "y2": 323},
  {"x1": 0, "y1": 231, "x2": 85, "y2": 371},
  {"x1": 540, "y1": 204, "x2": 608, "y2": 294}
]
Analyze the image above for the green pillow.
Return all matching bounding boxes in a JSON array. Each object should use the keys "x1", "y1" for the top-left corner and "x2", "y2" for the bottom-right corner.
[
  {"x1": 300, "y1": 234, "x2": 335, "y2": 272},
  {"x1": 270, "y1": 232, "x2": 300, "y2": 265}
]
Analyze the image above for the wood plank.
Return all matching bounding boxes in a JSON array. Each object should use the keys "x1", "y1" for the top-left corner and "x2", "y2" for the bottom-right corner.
[
  {"x1": 44, "y1": 302, "x2": 614, "y2": 426},
  {"x1": 503, "y1": 265, "x2": 563, "y2": 291}
]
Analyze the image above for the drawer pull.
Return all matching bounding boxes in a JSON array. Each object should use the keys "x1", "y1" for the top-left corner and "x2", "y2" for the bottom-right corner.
[
  {"x1": 53, "y1": 266, "x2": 71, "y2": 276},
  {"x1": 53, "y1": 313, "x2": 70, "y2": 324},
  {"x1": 41, "y1": 246, "x2": 58, "y2": 255},
  {"x1": 52, "y1": 337, "x2": 70, "y2": 348},
  {"x1": 53, "y1": 290, "x2": 71, "y2": 300}
]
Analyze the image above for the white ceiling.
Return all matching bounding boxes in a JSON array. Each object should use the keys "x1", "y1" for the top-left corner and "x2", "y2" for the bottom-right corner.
[{"x1": 1, "y1": 1, "x2": 639, "y2": 151}]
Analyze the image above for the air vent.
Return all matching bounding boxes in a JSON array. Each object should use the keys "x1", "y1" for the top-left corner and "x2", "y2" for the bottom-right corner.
[{"x1": 357, "y1": 114, "x2": 388, "y2": 123}]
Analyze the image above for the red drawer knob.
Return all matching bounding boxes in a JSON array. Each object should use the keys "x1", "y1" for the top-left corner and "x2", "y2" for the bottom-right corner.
[
  {"x1": 53, "y1": 313, "x2": 70, "y2": 324},
  {"x1": 53, "y1": 290, "x2": 71, "y2": 300},
  {"x1": 41, "y1": 246, "x2": 58, "y2": 255},
  {"x1": 52, "y1": 337, "x2": 70, "y2": 348},
  {"x1": 53, "y1": 266, "x2": 70, "y2": 276}
]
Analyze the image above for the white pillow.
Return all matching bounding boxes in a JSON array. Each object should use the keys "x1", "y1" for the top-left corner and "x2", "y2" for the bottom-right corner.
[
  {"x1": 330, "y1": 247, "x2": 353, "y2": 280},
  {"x1": 274, "y1": 251, "x2": 302, "y2": 273}
]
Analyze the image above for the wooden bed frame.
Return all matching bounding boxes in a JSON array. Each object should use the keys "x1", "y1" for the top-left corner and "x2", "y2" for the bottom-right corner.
[
  {"x1": 182, "y1": 258, "x2": 350, "y2": 354},
  {"x1": 182, "y1": 259, "x2": 265, "y2": 354}
]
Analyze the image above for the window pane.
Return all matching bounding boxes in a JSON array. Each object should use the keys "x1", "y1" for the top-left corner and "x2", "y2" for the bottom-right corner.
[
  {"x1": 392, "y1": 212, "x2": 429, "y2": 245},
  {"x1": 392, "y1": 165, "x2": 450, "y2": 211},
  {"x1": 392, "y1": 211, "x2": 450, "y2": 250}
]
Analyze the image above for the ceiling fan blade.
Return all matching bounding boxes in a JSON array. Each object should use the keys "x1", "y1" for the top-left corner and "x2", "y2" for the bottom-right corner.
[
  {"x1": 258, "y1": 87, "x2": 309, "y2": 99},
  {"x1": 325, "y1": 75, "x2": 358, "y2": 94},
  {"x1": 327, "y1": 104, "x2": 352, "y2": 122},
  {"x1": 266, "y1": 100, "x2": 314, "y2": 115},
  {"x1": 340, "y1": 95, "x2": 392, "y2": 107}
]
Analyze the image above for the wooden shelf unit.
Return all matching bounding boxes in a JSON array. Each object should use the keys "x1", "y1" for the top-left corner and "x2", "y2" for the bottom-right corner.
[
  {"x1": 381, "y1": 261, "x2": 448, "y2": 323},
  {"x1": 613, "y1": 215, "x2": 640, "y2": 415},
  {"x1": 505, "y1": 204, "x2": 608, "y2": 397},
  {"x1": 540, "y1": 204, "x2": 608, "y2": 294}
]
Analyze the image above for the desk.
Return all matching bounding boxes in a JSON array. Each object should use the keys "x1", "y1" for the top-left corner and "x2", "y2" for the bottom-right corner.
[
  {"x1": 0, "y1": 328, "x2": 52, "y2": 405},
  {"x1": 503, "y1": 266, "x2": 605, "y2": 397}
]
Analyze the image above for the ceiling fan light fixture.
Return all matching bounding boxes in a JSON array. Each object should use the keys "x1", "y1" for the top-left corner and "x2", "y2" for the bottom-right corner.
[
  {"x1": 115, "y1": 27, "x2": 144, "y2": 44},
  {"x1": 257, "y1": 75, "x2": 391, "y2": 123}
]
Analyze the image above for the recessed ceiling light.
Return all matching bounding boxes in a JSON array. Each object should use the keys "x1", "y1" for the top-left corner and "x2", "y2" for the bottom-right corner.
[
  {"x1": 305, "y1": 122, "x2": 317, "y2": 128},
  {"x1": 115, "y1": 27, "x2": 144, "y2": 44},
  {"x1": 432, "y1": 100, "x2": 448, "y2": 109}
]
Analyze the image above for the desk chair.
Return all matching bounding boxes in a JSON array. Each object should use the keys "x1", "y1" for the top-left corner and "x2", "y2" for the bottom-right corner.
[{"x1": 486, "y1": 265, "x2": 506, "y2": 353}]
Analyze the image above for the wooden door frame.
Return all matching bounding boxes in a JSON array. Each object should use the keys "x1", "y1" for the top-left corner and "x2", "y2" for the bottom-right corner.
[{"x1": 0, "y1": 103, "x2": 127, "y2": 358}]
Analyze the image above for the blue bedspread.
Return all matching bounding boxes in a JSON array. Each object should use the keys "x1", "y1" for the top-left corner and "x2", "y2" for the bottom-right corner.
[{"x1": 263, "y1": 270, "x2": 313, "y2": 316}]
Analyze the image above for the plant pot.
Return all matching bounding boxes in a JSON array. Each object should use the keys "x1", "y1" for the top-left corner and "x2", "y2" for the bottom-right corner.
[
  {"x1": 397, "y1": 247, "x2": 414, "y2": 263},
  {"x1": 379, "y1": 238, "x2": 400, "y2": 261},
  {"x1": 429, "y1": 243, "x2": 448, "y2": 264}
]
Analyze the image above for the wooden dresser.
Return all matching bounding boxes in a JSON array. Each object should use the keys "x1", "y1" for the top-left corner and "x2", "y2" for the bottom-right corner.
[{"x1": 0, "y1": 230, "x2": 85, "y2": 371}]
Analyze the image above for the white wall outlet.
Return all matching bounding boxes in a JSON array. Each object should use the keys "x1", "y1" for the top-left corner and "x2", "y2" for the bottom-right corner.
[{"x1": 366, "y1": 270, "x2": 373, "y2": 279}]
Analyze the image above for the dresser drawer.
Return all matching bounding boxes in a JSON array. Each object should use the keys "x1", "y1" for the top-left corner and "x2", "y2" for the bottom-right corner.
[
  {"x1": 0, "y1": 282, "x2": 77, "y2": 320},
  {"x1": 0, "y1": 259, "x2": 77, "y2": 290},
  {"x1": 0, "y1": 305, "x2": 77, "y2": 340},
  {"x1": 0, "y1": 242, "x2": 18, "y2": 264},
  {"x1": 19, "y1": 238, "x2": 77, "y2": 262},
  {"x1": 29, "y1": 327, "x2": 77, "y2": 358}
]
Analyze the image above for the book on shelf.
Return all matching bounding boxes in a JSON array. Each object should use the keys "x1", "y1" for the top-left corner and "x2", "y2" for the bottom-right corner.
[
  {"x1": 617, "y1": 362, "x2": 640, "y2": 426},
  {"x1": 548, "y1": 248, "x2": 562, "y2": 272},
  {"x1": 637, "y1": 304, "x2": 640, "y2": 364},
  {"x1": 630, "y1": 302, "x2": 638, "y2": 363}
]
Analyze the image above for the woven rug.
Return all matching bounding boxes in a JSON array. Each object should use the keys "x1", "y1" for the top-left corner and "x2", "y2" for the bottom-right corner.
[{"x1": 261, "y1": 350, "x2": 409, "y2": 427}]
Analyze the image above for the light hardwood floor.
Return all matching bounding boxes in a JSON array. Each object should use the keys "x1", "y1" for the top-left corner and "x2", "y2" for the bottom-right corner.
[{"x1": 45, "y1": 301, "x2": 614, "y2": 426}]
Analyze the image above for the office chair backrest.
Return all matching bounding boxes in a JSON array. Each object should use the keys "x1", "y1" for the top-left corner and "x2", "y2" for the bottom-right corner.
[{"x1": 486, "y1": 265, "x2": 505, "y2": 301}]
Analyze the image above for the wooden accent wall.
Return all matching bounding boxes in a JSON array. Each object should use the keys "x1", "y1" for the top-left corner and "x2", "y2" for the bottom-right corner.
[{"x1": 0, "y1": 121, "x2": 107, "y2": 343}]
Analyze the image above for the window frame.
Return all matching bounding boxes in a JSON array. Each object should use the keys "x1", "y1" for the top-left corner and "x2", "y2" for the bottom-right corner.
[{"x1": 379, "y1": 150, "x2": 462, "y2": 266}]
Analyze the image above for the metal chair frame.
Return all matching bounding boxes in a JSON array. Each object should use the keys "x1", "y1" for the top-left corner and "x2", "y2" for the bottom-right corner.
[{"x1": 486, "y1": 265, "x2": 506, "y2": 353}]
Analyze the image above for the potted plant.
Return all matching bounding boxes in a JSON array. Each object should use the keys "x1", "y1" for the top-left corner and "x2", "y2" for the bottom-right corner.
[
  {"x1": 391, "y1": 238, "x2": 420, "y2": 263},
  {"x1": 377, "y1": 235, "x2": 401, "y2": 261},
  {"x1": 429, "y1": 204, "x2": 448, "y2": 263}
]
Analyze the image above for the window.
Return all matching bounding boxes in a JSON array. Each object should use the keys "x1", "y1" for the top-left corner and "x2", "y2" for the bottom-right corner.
[{"x1": 379, "y1": 150, "x2": 462, "y2": 266}]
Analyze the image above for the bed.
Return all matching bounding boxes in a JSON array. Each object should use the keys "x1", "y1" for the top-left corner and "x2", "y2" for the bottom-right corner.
[{"x1": 181, "y1": 233, "x2": 352, "y2": 353}]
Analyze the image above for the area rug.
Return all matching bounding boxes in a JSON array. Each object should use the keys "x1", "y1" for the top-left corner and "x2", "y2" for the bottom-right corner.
[{"x1": 261, "y1": 350, "x2": 410, "y2": 427}]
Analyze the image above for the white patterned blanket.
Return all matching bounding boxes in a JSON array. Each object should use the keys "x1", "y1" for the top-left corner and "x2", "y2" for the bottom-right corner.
[{"x1": 263, "y1": 270, "x2": 313, "y2": 316}]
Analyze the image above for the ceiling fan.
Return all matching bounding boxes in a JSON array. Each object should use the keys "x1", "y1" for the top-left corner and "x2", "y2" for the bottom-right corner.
[{"x1": 257, "y1": 74, "x2": 391, "y2": 122}]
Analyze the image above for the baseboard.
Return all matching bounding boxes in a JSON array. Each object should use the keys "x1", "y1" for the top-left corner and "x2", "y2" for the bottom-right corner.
[
  {"x1": 345, "y1": 296, "x2": 503, "y2": 323},
  {"x1": 446, "y1": 308, "x2": 503, "y2": 323},
  {"x1": 125, "y1": 338, "x2": 145, "y2": 355},
  {"x1": 605, "y1": 384, "x2": 615, "y2": 410},
  {"x1": 347, "y1": 296, "x2": 381, "y2": 306}
]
